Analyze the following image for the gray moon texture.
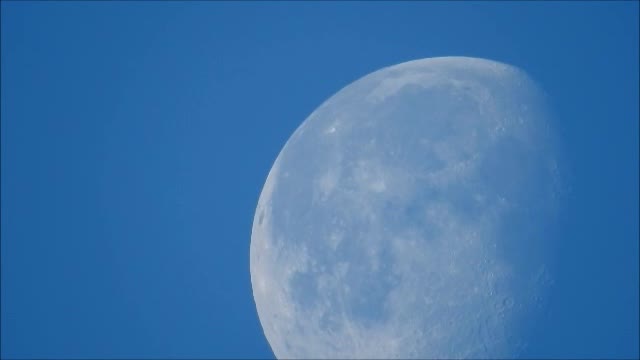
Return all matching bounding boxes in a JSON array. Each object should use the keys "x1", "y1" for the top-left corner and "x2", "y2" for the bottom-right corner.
[{"x1": 250, "y1": 57, "x2": 562, "y2": 359}]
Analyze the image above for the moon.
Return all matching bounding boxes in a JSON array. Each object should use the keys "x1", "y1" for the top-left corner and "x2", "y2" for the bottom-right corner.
[{"x1": 250, "y1": 57, "x2": 563, "y2": 359}]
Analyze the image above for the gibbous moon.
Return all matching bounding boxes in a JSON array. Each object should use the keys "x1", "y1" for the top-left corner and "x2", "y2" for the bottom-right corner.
[{"x1": 250, "y1": 57, "x2": 562, "y2": 359}]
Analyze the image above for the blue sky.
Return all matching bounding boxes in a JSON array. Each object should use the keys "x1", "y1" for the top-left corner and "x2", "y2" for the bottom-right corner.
[{"x1": 1, "y1": 1, "x2": 638, "y2": 359}]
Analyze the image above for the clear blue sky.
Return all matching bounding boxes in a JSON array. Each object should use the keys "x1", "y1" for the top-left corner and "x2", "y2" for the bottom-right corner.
[{"x1": 1, "y1": 1, "x2": 638, "y2": 359}]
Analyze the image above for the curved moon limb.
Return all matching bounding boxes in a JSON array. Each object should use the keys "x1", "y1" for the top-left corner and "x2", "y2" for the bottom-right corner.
[{"x1": 250, "y1": 57, "x2": 562, "y2": 359}]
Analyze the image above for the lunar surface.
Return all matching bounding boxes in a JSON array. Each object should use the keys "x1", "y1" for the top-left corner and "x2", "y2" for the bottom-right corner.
[{"x1": 250, "y1": 57, "x2": 562, "y2": 359}]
